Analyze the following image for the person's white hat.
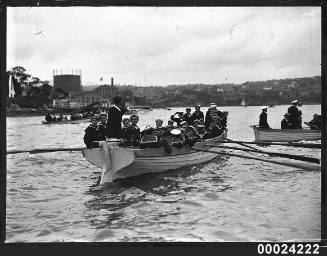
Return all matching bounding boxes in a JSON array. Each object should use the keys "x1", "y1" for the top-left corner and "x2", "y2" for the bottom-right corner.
[
  {"x1": 261, "y1": 106, "x2": 268, "y2": 110},
  {"x1": 170, "y1": 129, "x2": 181, "y2": 135},
  {"x1": 291, "y1": 100, "x2": 298, "y2": 104}
]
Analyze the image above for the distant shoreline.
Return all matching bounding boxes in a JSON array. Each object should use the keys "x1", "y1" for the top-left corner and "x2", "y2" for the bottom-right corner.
[{"x1": 6, "y1": 103, "x2": 321, "y2": 117}]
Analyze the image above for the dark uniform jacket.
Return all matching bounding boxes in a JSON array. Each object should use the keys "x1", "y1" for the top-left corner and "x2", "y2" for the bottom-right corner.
[
  {"x1": 84, "y1": 124, "x2": 100, "y2": 148},
  {"x1": 97, "y1": 123, "x2": 107, "y2": 140},
  {"x1": 191, "y1": 111, "x2": 204, "y2": 122},
  {"x1": 183, "y1": 113, "x2": 193, "y2": 125},
  {"x1": 259, "y1": 112, "x2": 270, "y2": 129},
  {"x1": 105, "y1": 106, "x2": 126, "y2": 139},
  {"x1": 281, "y1": 119, "x2": 290, "y2": 129},
  {"x1": 287, "y1": 105, "x2": 300, "y2": 128}
]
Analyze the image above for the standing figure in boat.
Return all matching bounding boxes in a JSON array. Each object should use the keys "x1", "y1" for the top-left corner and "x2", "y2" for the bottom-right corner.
[
  {"x1": 84, "y1": 116, "x2": 100, "y2": 149},
  {"x1": 304, "y1": 114, "x2": 322, "y2": 130},
  {"x1": 192, "y1": 104, "x2": 204, "y2": 123},
  {"x1": 98, "y1": 112, "x2": 108, "y2": 141},
  {"x1": 105, "y1": 96, "x2": 127, "y2": 139},
  {"x1": 259, "y1": 106, "x2": 271, "y2": 129},
  {"x1": 281, "y1": 113, "x2": 291, "y2": 129},
  {"x1": 183, "y1": 107, "x2": 193, "y2": 125},
  {"x1": 287, "y1": 100, "x2": 302, "y2": 129}
]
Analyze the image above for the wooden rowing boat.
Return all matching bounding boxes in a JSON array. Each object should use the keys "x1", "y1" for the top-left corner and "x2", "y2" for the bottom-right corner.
[
  {"x1": 82, "y1": 130, "x2": 227, "y2": 184},
  {"x1": 252, "y1": 125, "x2": 321, "y2": 142},
  {"x1": 42, "y1": 119, "x2": 89, "y2": 125}
]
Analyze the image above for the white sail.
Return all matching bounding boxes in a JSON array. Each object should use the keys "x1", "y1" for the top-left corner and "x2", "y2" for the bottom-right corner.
[
  {"x1": 8, "y1": 75, "x2": 15, "y2": 98},
  {"x1": 241, "y1": 98, "x2": 246, "y2": 106}
]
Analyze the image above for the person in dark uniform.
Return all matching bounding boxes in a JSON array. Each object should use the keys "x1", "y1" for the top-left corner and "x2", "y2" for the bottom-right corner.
[
  {"x1": 287, "y1": 100, "x2": 300, "y2": 129},
  {"x1": 304, "y1": 114, "x2": 322, "y2": 129},
  {"x1": 97, "y1": 112, "x2": 108, "y2": 140},
  {"x1": 183, "y1": 108, "x2": 193, "y2": 125},
  {"x1": 84, "y1": 116, "x2": 100, "y2": 149},
  {"x1": 202, "y1": 122, "x2": 223, "y2": 139},
  {"x1": 45, "y1": 113, "x2": 53, "y2": 122},
  {"x1": 192, "y1": 104, "x2": 204, "y2": 123},
  {"x1": 180, "y1": 121, "x2": 201, "y2": 146},
  {"x1": 205, "y1": 104, "x2": 216, "y2": 128},
  {"x1": 281, "y1": 113, "x2": 291, "y2": 129},
  {"x1": 129, "y1": 114, "x2": 141, "y2": 146},
  {"x1": 105, "y1": 96, "x2": 127, "y2": 139},
  {"x1": 153, "y1": 119, "x2": 167, "y2": 145},
  {"x1": 170, "y1": 112, "x2": 184, "y2": 126},
  {"x1": 259, "y1": 106, "x2": 271, "y2": 129}
]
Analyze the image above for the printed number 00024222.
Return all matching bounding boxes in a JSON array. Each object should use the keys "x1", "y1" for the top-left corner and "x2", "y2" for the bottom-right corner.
[{"x1": 257, "y1": 243, "x2": 320, "y2": 255}]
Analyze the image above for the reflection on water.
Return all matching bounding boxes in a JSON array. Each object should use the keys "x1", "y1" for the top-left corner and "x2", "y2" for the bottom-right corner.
[{"x1": 6, "y1": 105, "x2": 321, "y2": 242}]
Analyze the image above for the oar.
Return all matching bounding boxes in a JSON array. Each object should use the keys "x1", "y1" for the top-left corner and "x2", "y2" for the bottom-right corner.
[
  {"x1": 224, "y1": 137, "x2": 258, "y2": 150},
  {"x1": 202, "y1": 144, "x2": 320, "y2": 164},
  {"x1": 7, "y1": 147, "x2": 86, "y2": 155},
  {"x1": 192, "y1": 148, "x2": 320, "y2": 172},
  {"x1": 214, "y1": 139, "x2": 321, "y2": 149}
]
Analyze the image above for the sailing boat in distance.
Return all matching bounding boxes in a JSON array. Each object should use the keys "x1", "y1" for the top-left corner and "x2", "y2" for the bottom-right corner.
[{"x1": 241, "y1": 98, "x2": 247, "y2": 107}]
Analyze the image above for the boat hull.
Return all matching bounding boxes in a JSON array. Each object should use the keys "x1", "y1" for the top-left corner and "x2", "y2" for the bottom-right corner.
[
  {"x1": 83, "y1": 130, "x2": 227, "y2": 183},
  {"x1": 252, "y1": 125, "x2": 321, "y2": 142},
  {"x1": 42, "y1": 119, "x2": 89, "y2": 125}
]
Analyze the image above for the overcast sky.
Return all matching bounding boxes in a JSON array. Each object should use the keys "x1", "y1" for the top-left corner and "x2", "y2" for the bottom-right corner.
[{"x1": 7, "y1": 7, "x2": 321, "y2": 86}]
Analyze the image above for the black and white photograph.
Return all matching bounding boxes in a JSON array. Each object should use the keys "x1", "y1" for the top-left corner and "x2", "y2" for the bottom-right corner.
[{"x1": 4, "y1": 4, "x2": 322, "y2": 243}]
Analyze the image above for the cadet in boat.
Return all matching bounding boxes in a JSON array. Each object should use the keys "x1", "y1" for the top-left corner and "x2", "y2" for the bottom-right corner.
[
  {"x1": 281, "y1": 113, "x2": 291, "y2": 129},
  {"x1": 163, "y1": 128, "x2": 185, "y2": 153},
  {"x1": 180, "y1": 121, "x2": 201, "y2": 146},
  {"x1": 304, "y1": 114, "x2": 322, "y2": 130},
  {"x1": 259, "y1": 106, "x2": 271, "y2": 129},
  {"x1": 193, "y1": 119, "x2": 206, "y2": 137},
  {"x1": 183, "y1": 107, "x2": 193, "y2": 125},
  {"x1": 129, "y1": 114, "x2": 141, "y2": 146},
  {"x1": 202, "y1": 122, "x2": 224, "y2": 139},
  {"x1": 170, "y1": 112, "x2": 184, "y2": 126},
  {"x1": 84, "y1": 116, "x2": 101, "y2": 149},
  {"x1": 205, "y1": 103, "x2": 219, "y2": 128},
  {"x1": 153, "y1": 119, "x2": 168, "y2": 145},
  {"x1": 192, "y1": 104, "x2": 204, "y2": 123},
  {"x1": 97, "y1": 112, "x2": 108, "y2": 141},
  {"x1": 121, "y1": 117, "x2": 132, "y2": 145},
  {"x1": 287, "y1": 100, "x2": 302, "y2": 129},
  {"x1": 45, "y1": 113, "x2": 53, "y2": 122},
  {"x1": 166, "y1": 120, "x2": 177, "y2": 133}
]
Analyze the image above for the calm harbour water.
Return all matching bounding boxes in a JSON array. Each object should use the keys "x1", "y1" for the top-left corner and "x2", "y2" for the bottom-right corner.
[{"x1": 6, "y1": 105, "x2": 321, "y2": 242}]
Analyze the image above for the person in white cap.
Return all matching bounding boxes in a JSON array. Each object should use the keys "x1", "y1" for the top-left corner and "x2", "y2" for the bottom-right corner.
[
  {"x1": 287, "y1": 100, "x2": 301, "y2": 128},
  {"x1": 259, "y1": 106, "x2": 271, "y2": 129}
]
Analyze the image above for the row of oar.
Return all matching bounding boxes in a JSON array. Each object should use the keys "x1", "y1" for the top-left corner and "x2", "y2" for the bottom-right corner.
[
  {"x1": 192, "y1": 138, "x2": 321, "y2": 171},
  {"x1": 6, "y1": 139, "x2": 321, "y2": 171}
]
